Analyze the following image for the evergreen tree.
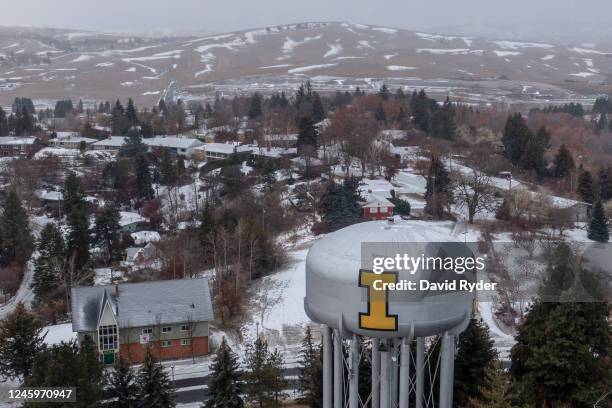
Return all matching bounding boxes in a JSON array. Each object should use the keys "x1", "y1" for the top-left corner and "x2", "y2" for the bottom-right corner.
[
  {"x1": 243, "y1": 336, "x2": 287, "y2": 408},
  {"x1": 511, "y1": 245, "x2": 611, "y2": 407},
  {"x1": 126, "y1": 98, "x2": 138, "y2": 127},
  {"x1": 248, "y1": 93, "x2": 263, "y2": 119},
  {"x1": 552, "y1": 144, "x2": 575, "y2": 179},
  {"x1": 430, "y1": 97, "x2": 455, "y2": 140},
  {"x1": 424, "y1": 155, "x2": 453, "y2": 218},
  {"x1": 198, "y1": 201, "x2": 217, "y2": 257},
  {"x1": 453, "y1": 318, "x2": 497, "y2": 407},
  {"x1": 374, "y1": 102, "x2": 386, "y2": 122},
  {"x1": 120, "y1": 128, "x2": 147, "y2": 157},
  {"x1": 206, "y1": 337, "x2": 243, "y2": 408},
  {"x1": 108, "y1": 357, "x2": 139, "y2": 408},
  {"x1": 298, "y1": 326, "x2": 323, "y2": 408},
  {"x1": 79, "y1": 335, "x2": 105, "y2": 405},
  {"x1": 319, "y1": 179, "x2": 362, "y2": 232},
  {"x1": 587, "y1": 200, "x2": 609, "y2": 242},
  {"x1": 260, "y1": 160, "x2": 277, "y2": 192},
  {"x1": 501, "y1": 113, "x2": 531, "y2": 165},
  {"x1": 311, "y1": 92, "x2": 325, "y2": 122},
  {"x1": 0, "y1": 106, "x2": 8, "y2": 136},
  {"x1": 137, "y1": 347, "x2": 176, "y2": 407},
  {"x1": 26, "y1": 340, "x2": 105, "y2": 407},
  {"x1": 93, "y1": 204, "x2": 123, "y2": 263},
  {"x1": 297, "y1": 115, "x2": 317, "y2": 156},
  {"x1": 63, "y1": 171, "x2": 86, "y2": 217},
  {"x1": 378, "y1": 83, "x2": 390, "y2": 100},
  {"x1": 66, "y1": 204, "x2": 90, "y2": 272},
  {"x1": 112, "y1": 100, "x2": 128, "y2": 135},
  {"x1": 597, "y1": 166, "x2": 612, "y2": 201},
  {"x1": 577, "y1": 166, "x2": 596, "y2": 204},
  {"x1": 32, "y1": 223, "x2": 64, "y2": 304},
  {"x1": 466, "y1": 361, "x2": 514, "y2": 408},
  {"x1": 519, "y1": 126, "x2": 550, "y2": 176},
  {"x1": 159, "y1": 150, "x2": 177, "y2": 186},
  {"x1": 0, "y1": 302, "x2": 45, "y2": 380},
  {"x1": 411, "y1": 90, "x2": 431, "y2": 133},
  {"x1": 134, "y1": 153, "x2": 154, "y2": 200},
  {"x1": 0, "y1": 191, "x2": 34, "y2": 267}
]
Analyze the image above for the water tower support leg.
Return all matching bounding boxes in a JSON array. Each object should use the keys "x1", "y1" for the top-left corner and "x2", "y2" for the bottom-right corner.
[
  {"x1": 349, "y1": 334, "x2": 360, "y2": 408},
  {"x1": 439, "y1": 333, "x2": 455, "y2": 408},
  {"x1": 371, "y1": 339, "x2": 380, "y2": 408},
  {"x1": 415, "y1": 338, "x2": 425, "y2": 408},
  {"x1": 399, "y1": 337, "x2": 410, "y2": 408},
  {"x1": 380, "y1": 347, "x2": 390, "y2": 408},
  {"x1": 323, "y1": 325, "x2": 333, "y2": 408},
  {"x1": 391, "y1": 340, "x2": 400, "y2": 408},
  {"x1": 333, "y1": 330, "x2": 343, "y2": 408}
]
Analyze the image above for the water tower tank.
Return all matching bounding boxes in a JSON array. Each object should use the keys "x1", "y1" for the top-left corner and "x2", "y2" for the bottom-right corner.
[{"x1": 305, "y1": 219, "x2": 474, "y2": 339}]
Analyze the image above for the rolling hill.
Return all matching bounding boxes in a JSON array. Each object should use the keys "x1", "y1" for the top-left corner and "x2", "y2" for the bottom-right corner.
[{"x1": 0, "y1": 22, "x2": 611, "y2": 107}]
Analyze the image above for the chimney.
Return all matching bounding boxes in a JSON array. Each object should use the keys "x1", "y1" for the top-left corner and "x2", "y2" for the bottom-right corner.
[{"x1": 114, "y1": 283, "x2": 120, "y2": 298}]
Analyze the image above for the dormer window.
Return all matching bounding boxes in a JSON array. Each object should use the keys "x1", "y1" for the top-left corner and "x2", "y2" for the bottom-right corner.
[{"x1": 99, "y1": 325, "x2": 118, "y2": 351}]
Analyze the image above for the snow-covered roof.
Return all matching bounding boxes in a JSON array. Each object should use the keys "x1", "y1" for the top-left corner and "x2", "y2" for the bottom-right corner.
[
  {"x1": 71, "y1": 279, "x2": 214, "y2": 332},
  {"x1": 130, "y1": 230, "x2": 161, "y2": 245},
  {"x1": 43, "y1": 323, "x2": 77, "y2": 345},
  {"x1": 144, "y1": 136, "x2": 204, "y2": 150},
  {"x1": 35, "y1": 189, "x2": 63, "y2": 201},
  {"x1": 119, "y1": 211, "x2": 148, "y2": 227},
  {"x1": 199, "y1": 142, "x2": 253, "y2": 155},
  {"x1": 361, "y1": 194, "x2": 395, "y2": 208},
  {"x1": 53, "y1": 134, "x2": 97, "y2": 144},
  {"x1": 0, "y1": 136, "x2": 37, "y2": 145},
  {"x1": 91, "y1": 136, "x2": 126, "y2": 148}
]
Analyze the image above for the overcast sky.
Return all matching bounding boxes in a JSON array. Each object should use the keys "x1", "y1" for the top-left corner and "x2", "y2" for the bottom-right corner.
[{"x1": 2, "y1": 0, "x2": 611, "y2": 40}]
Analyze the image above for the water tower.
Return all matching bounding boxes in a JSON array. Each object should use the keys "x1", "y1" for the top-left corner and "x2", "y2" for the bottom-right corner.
[{"x1": 304, "y1": 219, "x2": 475, "y2": 408}]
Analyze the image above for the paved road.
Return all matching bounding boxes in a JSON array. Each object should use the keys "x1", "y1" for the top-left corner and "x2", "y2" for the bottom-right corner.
[{"x1": 172, "y1": 368, "x2": 301, "y2": 404}]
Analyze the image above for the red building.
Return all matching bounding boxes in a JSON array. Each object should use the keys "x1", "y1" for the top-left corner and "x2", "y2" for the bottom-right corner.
[
  {"x1": 71, "y1": 279, "x2": 214, "y2": 365},
  {"x1": 361, "y1": 197, "x2": 395, "y2": 220}
]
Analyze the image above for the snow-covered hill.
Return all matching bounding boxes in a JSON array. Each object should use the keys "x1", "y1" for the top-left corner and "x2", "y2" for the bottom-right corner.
[{"x1": 0, "y1": 22, "x2": 611, "y2": 106}]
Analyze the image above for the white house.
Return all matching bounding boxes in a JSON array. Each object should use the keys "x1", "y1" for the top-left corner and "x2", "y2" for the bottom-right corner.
[
  {"x1": 143, "y1": 136, "x2": 204, "y2": 157},
  {"x1": 91, "y1": 136, "x2": 127, "y2": 152},
  {"x1": 50, "y1": 133, "x2": 97, "y2": 149}
]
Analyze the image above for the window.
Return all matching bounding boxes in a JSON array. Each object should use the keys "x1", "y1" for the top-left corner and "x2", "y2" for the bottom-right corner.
[
  {"x1": 98, "y1": 325, "x2": 118, "y2": 351},
  {"x1": 162, "y1": 340, "x2": 172, "y2": 348},
  {"x1": 180, "y1": 339, "x2": 191, "y2": 346},
  {"x1": 380, "y1": 207, "x2": 387, "y2": 213},
  {"x1": 142, "y1": 328, "x2": 153, "y2": 334},
  {"x1": 180, "y1": 325, "x2": 190, "y2": 332},
  {"x1": 162, "y1": 326, "x2": 173, "y2": 333}
]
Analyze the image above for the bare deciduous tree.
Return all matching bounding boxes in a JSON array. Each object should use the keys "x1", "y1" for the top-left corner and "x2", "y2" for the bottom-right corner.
[{"x1": 454, "y1": 170, "x2": 496, "y2": 224}]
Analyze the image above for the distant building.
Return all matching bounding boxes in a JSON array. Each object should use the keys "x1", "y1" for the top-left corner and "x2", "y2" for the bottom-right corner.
[
  {"x1": 91, "y1": 136, "x2": 127, "y2": 152},
  {"x1": 361, "y1": 196, "x2": 395, "y2": 220},
  {"x1": 119, "y1": 211, "x2": 148, "y2": 233},
  {"x1": 197, "y1": 143, "x2": 253, "y2": 161},
  {"x1": 359, "y1": 178, "x2": 396, "y2": 220},
  {"x1": 50, "y1": 133, "x2": 97, "y2": 149},
  {"x1": 0, "y1": 136, "x2": 38, "y2": 157},
  {"x1": 143, "y1": 136, "x2": 204, "y2": 157},
  {"x1": 71, "y1": 279, "x2": 214, "y2": 364}
]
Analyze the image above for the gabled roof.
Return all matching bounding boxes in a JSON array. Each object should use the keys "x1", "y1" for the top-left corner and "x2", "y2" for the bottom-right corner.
[
  {"x1": 91, "y1": 136, "x2": 126, "y2": 148},
  {"x1": 143, "y1": 136, "x2": 204, "y2": 150},
  {"x1": 0, "y1": 136, "x2": 37, "y2": 145},
  {"x1": 71, "y1": 279, "x2": 214, "y2": 332}
]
